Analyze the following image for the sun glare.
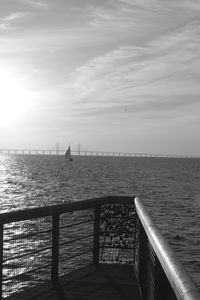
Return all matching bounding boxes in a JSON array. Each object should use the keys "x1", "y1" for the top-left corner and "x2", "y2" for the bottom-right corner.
[{"x1": 0, "y1": 71, "x2": 32, "y2": 128}]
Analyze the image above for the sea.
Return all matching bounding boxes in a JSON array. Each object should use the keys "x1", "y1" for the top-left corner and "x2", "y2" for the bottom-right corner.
[{"x1": 0, "y1": 154, "x2": 200, "y2": 290}]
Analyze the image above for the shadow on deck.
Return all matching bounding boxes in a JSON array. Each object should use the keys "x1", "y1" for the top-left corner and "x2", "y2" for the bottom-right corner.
[{"x1": 7, "y1": 264, "x2": 141, "y2": 300}]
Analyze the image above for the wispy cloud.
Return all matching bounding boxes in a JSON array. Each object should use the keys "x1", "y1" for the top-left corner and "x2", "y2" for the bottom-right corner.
[
  {"x1": 119, "y1": 0, "x2": 200, "y2": 10},
  {"x1": 179, "y1": 0, "x2": 200, "y2": 10},
  {"x1": 0, "y1": 12, "x2": 26, "y2": 30},
  {"x1": 88, "y1": 2, "x2": 153, "y2": 31},
  {"x1": 19, "y1": 0, "x2": 48, "y2": 9},
  {"x1": 61, "y1": 20, "x2": 200, "y2": 121},
  {"x1": 87, "y1": 0, "x2": 200, "y2": 33}
]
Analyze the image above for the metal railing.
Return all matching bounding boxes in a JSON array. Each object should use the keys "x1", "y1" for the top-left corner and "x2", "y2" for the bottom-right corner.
[
  {"x1": 0, "y1": 196, "x2": 135, "y2": 299},
  {"x1": 134, "y1": 197, "x2": 199, "y2": 300},
  {"x1": 0, "y1": 196, "x2": 199, "y2": 299}
]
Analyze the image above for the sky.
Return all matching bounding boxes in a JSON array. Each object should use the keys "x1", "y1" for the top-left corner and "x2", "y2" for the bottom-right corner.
[{"x1": 0, "y1": 0, "x2": 200, "y2": 155}]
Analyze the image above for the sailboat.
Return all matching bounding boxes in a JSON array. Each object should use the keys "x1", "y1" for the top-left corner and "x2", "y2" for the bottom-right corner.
[{"x1": 65, "y1": 145, "x2": 73, "y2": 161}]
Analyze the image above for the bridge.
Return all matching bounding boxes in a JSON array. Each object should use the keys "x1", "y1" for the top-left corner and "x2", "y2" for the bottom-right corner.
[{"x1": 0, "y1": 148, "x2": 199, "y2": 159}]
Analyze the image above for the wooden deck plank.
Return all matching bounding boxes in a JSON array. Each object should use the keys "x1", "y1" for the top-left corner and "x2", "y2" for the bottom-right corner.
[{"x1": 7, "y1": 264, "x2": 142, "y2": 300}]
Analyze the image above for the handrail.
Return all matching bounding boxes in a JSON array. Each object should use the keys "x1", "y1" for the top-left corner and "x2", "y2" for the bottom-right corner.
[
  {"x1": 0, "y1": 196, "x2": 134, "y2": 224},
  {"x1": 135, "y1": 197, "x2": 199, "y2": 300}
]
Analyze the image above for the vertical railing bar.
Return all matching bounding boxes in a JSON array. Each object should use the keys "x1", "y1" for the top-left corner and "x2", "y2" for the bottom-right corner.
[
  {"x1": 138, "y1": 218, "x2": 149, "y2": 300},
  {"x1": 134, "y1": 209, "x2": 138, "y2": 265},
  {"x1": 51, "y1": 214, "x2": 60, "y2": 282},
  {"x1": 93, "y1": 205, "x2": 100, "y2": 265},
  {"x1": 0, "y1": 224, "x2": 3, "y2": 300}
]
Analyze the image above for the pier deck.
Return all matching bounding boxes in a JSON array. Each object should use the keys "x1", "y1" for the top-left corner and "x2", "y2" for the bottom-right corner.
[{"x1": 7, "y1": 264, "x2": 141, "y2": 300}]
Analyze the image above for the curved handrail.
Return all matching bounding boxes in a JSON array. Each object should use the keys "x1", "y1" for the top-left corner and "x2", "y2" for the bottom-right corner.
[{"x1": 135, "y1": 197, "x2": 200, "y2": 300}]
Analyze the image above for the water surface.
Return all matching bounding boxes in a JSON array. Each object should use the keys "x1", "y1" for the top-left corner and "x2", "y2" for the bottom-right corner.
[{"x1": 0, "y1": 154, "x2": 199, "y2": 288}]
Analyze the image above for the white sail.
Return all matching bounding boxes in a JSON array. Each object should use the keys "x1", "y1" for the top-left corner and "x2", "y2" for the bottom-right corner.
[{"x1": 65, "y1": 146, "x2": 73, "y2": 161}]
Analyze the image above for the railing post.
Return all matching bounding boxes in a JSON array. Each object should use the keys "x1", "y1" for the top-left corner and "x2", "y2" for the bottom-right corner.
[
  {"x1": 0, "y1": 224, "x2": 3, "y2": 300},
  {"x1": 51, "y1": 214, "x2": 60, "y2": 282},
  {"x1": 93, "y1": 205, "x2": 100, "y2": 265}
]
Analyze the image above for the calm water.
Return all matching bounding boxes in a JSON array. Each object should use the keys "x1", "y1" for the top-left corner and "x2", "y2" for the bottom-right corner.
[{"x1": 0, "y1": 154, "x2": 200, "y2": 289}]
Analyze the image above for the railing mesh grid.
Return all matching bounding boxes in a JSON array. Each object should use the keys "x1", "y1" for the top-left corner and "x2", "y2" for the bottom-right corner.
[{"x1": 99, "y1": 203, "x2": 135, "y2": 264}]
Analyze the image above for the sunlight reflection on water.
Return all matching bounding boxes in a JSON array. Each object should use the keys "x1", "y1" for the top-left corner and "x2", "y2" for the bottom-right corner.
[{"x1": 0, "y1": 154, "x2": 200, "y2": 289}]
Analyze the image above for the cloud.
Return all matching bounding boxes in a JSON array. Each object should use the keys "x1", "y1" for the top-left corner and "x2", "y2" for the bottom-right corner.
[
  {"x1": 61, "y1": 20, "x2": 200, "y2": 121},
  {"x1": 87, "y1": 2, "x2": 155, "y2": 31},
  {"x1": 87, "y1": 0, "x2": 200, "y2": 34},
  {"x1": 0, "y1": 12, "x2": 26, "y2": 30},
  {"x1": 181, "y1": 0, "x2": 200, "y2": 10},
  {"x1": 119, "y1": 0, "x2": 200, "y2": 10},
  {"x1": 19, "y1": 0, "x2": 48, "y2": 9}
]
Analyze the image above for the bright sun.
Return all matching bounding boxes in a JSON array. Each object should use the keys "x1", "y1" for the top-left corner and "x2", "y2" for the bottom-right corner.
[{"x1": 0, "y1": 71, "x2": 32, "y2": 128}]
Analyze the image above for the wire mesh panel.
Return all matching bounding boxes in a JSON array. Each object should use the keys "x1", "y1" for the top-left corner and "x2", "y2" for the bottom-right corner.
[
  {"x1": 2, "y1": 216, "x2": 52, "y2": 298},
  {"x1": 59, "y1": 208, "x2": 94, "y2": 276},
  {"x1": 134, "y1": 216, "x2": 145, "y2": 290},
  {"x1": 99, "y1": 203, "x2": 135, "y2": 264}
]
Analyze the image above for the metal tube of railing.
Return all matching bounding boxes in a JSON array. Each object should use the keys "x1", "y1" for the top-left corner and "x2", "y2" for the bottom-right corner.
[
  {"x1": 0, "y1": 196, "x2": 134, "y2": 224},
  {"x1": 51, "y1": 214, "x2": 60, "y2": 282},
  {"x1": 135, "y1": 197, "x2": 200, "y2": 300},
  {"x1": 93, "y1": 205, "x2": 100, "y2": 265},
  {"x1": 0, "y1": 224, "x2": 3, "y2": 300}
]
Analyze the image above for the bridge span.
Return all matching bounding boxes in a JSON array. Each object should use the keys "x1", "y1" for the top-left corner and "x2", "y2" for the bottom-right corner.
[{"x1": 0, "y1": 148, "x2": 198, "y2": 158}]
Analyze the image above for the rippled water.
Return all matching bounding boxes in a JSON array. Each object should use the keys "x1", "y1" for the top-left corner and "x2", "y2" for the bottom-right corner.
[{"x1": 0, "y1": 154, "x2": 200, "y2": 289}]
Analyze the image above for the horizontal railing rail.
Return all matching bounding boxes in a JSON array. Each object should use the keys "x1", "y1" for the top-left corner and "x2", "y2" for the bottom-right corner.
[{"x1": 0, "y1": 196, "x2": 134, "y2": 224}]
